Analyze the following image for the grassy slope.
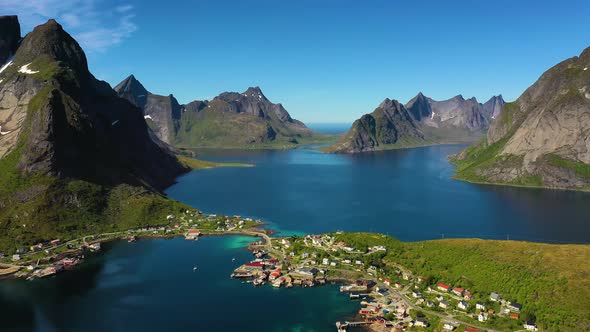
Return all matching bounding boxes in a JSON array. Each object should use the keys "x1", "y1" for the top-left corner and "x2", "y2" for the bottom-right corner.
[
  {"x1": 332, "y1": 233, "x2": 590, "y2": 331},
  {"x1": 0, "y1": 59, "x2": 252, "y2": 253},
  {"x1": 173, "y1": 102, "x2": 335, "y2": 149}
]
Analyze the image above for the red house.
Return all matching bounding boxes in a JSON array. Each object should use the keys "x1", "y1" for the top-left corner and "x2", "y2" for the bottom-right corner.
[
  {"x1": 437, "y1": 283, "x2": 450, "y2": 292},
  {"x1": 452, "y1": 287, "x2": 464, "y2": 296}
]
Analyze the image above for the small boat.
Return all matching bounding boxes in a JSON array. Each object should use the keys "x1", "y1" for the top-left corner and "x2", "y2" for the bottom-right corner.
[
  {"x1": 193, "y1": 266, "x2": 197, "y2": 271},
  {"x1": 128, "y1": 236, "x2": 136, "y2": 243},
  {"x1": 232, "y1": 258, "x2": 236, "y2": 262}
]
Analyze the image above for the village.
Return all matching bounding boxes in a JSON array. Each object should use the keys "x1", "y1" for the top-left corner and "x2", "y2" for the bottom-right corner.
[
  {"x1": 0, "y1": 209, "x2": 264, "y2": 281},
  {"x1": 0, "y1": 214, "x2": 540, "y2": 332},
  {"x1": 232, "y1": 233, "x2": 540, "y2": 332}
]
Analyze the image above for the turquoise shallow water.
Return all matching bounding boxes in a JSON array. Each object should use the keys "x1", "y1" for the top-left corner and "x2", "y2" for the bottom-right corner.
[{"x1": 0, "y1": 237, "x2": 359, "y2": 332}]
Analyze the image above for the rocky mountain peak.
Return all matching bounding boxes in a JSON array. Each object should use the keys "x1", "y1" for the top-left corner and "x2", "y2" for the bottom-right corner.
[
  {"x1": 15, "y1": 18, "x2": 88, "y2": 76},
  {"x1": 113, "y1": 74, "x2": 149, "y2": 108},
  {"x1": 0, "y1": 15, "x2": 20, "y2": 64},
  {"x1": 243, "y1": 86, "x2": 267, "y2": 101}
]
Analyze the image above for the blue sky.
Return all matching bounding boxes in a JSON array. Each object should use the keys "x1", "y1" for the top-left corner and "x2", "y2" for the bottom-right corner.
[{"x1": 4, "y1": 0, "x2": 590, "y2": 123}]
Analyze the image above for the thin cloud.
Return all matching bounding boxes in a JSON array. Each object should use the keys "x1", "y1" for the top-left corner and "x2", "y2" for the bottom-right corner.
[{"x1": 0, "y1": 0, "x2": 138, "y2": 52}]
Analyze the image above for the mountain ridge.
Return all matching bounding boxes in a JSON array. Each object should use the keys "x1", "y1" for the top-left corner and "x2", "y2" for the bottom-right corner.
[
  {"x1": 328, "y1": 93, "x2": 504, "y2": 153},
  {"x1": 452, "y1": 46, "x2": 590, "y2": 190},
  {"x1": 115, "y1": 76, "x2": 321, "y2": 148},
  {"x1": 0, "y1": 17, "x2": 191, "y2": 251}
]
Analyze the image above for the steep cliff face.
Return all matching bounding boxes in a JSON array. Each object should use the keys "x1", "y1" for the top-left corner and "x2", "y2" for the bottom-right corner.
[
  {"x1": 114, "y1": 75, "x2": 182, "y2": 144},
  {"x1": 0, "y1": 17, "x2": 188, "y2": 249},
  {"x1": 330, "y1": 93, "x2": 504, "y2": 153},
  {"x1": 327, "y1": 98, "x2": 424, "y2": 153},
  {"x1": 0, "y1": 15, "x2": 20, "y2": 65},
  {"x1": 453, "y1": 46, "x2": 590, "y2": 190},
  {"x1": 115, "y1": 78, "x2": 314, "y2": 148}
]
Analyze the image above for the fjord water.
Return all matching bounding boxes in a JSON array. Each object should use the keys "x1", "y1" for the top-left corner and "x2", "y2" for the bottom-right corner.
[
  {"x1": 4, "y1": 144, "x2": 590, "y2": 332},
  {"x1": 1, "y1": 237, "x2": 358, "y2": 332},
  {"x1": 168, "y1": 145, "x2": 590, "y2": 243}
]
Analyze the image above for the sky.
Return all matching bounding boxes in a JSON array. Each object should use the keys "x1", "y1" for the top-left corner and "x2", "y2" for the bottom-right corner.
[{"x1": 3, "y1": 0, "x2": 590, "y2": 123}]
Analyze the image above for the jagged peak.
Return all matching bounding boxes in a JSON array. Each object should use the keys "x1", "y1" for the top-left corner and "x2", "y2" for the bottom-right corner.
[
  {"x1": 379, "y1": 98, "x2": 402, "y2": 109},
  {"x1": 14, "y1": 18, "x2": 88, "y2": 75},
  {"x1": 114, "y1": 74, "x2": 147, "y2": 93}
]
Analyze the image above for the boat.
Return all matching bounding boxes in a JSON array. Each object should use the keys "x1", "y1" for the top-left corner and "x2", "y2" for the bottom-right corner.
[
  {"x1": 128, "y1": 236, "x2": 136, "y2": 243},
  {"x1": 350, "y1": 293, "x2": 360, "y2": 300},
  {"x1": 193, "y1": 266, "x2": 197, "y2": 271}
]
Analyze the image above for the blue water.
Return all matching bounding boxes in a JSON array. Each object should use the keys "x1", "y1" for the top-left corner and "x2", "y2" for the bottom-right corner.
[
  {"x1": 167, "y1": 145, "x2": 590, "y2": 244},
  {"x1": 306, "y1": 123, "x2": 351, "y2": 135},
  {"x1": 0, "y1": 237, "x2": 358, "y2": 332}
]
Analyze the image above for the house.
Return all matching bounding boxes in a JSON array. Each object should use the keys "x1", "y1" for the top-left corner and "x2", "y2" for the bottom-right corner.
[
  {"x1": 510, "y1": 313, "x2": 520, "y2": 320},
  {"x1": 508, "y1": 301, "x2": 523, "y2": 312},
  {"x1": 185, "y1": 229, "x2": 200, "y2": 240},
  {"x1": 412, "y1": 290, "x2": 422, "y2": 298},
  {"x1": 439, "y1": 300, "x2": 450, "y2": 309},
  {"x1": 488, "y1": 309, "x2": 495, "y2": 315},
  {"x1": 402, "y1": 273, "x2": 410, "y2": 280},
  {"x1": 476, "y1": 302, "x2": 486, "y2": 310},
  {"x1": 50, "y1": 239, "x2": 60, "y2": 245},
  {"x1": 465, "y1": 327, "x2": 479, "y2": 332},
  {"x1": 437, "y1": 283, "x2": 450, "y2": 292},
  {"x1": 426, "y1": 301, "x2": 434, "y2": 308},
  {"x1": 322, "y1": 258, "x2": 329, "y2": 265},
  {"x1": 295, "y1": 267, "x2": 319, "y2": 277},
  {"x1": 436, "y1": 295, "x2": 444, "y2": 302},
  {"x1": 478, "y1": 312, "x2": 488, "y2": 322},
  {"x1": 12, "y1": 254, "x2": 20, "y2": 261},
  {"x1": 330, "y1": 262, "x2": 337, "y2": 267},
  {"x1": 524, "y1": 321, "x2": 538, "y2": 331},
  {"x1": 244, "y1": 261, "x2": 265, "y2": 270},
  {"x1": 490, "y1": 292, "x2": 501, "y2": 302},
  {"x1": 394, "y1": 282, "x2": 402, "y2": 289},
  {"x1": 384, "y1": 278, "x2": 391, "y2": 286},
  {"x1": 355, "y1": 260, "x2": 363, "y2": 265},
  {"x1": 443, "y1": 322, "x2": 456, "y2": 330},
  {"x1": 343, "y1": 259, "x2": 351, "y2": 264},
  {"x1": 458, "y1": 301, "x2": 469, "y2": 310},
  {"x1": 415, "y1": 317, "x2": 429, "y2": 327},
  {"x1": 452, "y1": 287, "x2": 464, "y2": 296},
  {"x1": 463, "y1": 291, "x2": 473, "y2": 300}
]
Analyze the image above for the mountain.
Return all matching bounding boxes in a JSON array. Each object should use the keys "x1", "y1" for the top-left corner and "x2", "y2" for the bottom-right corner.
[
  {"x1": 326, "y1": 98, "x2": 424, "y2": 153},
  {"x1": 114, "y1": 75, "x2": 182, "y2": 145},
  {"x1": 452, "y1": 46, "x2": 590, "y2": 190},
  {"x1": 0, "y1": 17, "x2": 189, "y2": 250},
  {"x1": 0, "y1": 15, "x2": 20, "y2": 65},
  {"x1": 328, "y1": 93, "x2": 504, "y2": 153},
  {"x1": 114, "y1": 77, "x2": 315, "y2": 148}
]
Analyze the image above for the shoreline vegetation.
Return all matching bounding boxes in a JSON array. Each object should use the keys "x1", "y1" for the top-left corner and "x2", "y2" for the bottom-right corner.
[{"x1": 2, "y1": 212, "x2": 588, "y2": 331}]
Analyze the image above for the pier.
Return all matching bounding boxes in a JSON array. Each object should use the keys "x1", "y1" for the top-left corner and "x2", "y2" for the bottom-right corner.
[{"x1": 335, "y1": 321, "x2": 371, "y2": 331}]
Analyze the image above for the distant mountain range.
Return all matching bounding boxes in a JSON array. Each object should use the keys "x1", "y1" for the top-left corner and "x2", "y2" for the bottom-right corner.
[
  {"x1": 452, "y1": 46, "x2": 590, "y2": 190},
  {"x1": 0, "y1": 17, "x2": 189, "y2": 249},
  {"x1": 327, "y1": 94, "x2": 504, "y2": 153},
  {"x1": 114, "y1": 76, "x2": 316, "y2": 148}
]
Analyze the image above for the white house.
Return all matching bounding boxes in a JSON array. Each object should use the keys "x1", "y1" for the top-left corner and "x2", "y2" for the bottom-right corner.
[
  {"x1": 443, "y1": 323, "x2": 456, "y2": 330},
  {"x1": 322, "y1": 258, "x2": 329, "y2": 265},
  {"x1": 478, "y1": 312, "x2": 488, "y2": 322},
  {"x1": 524, "y1": 321, "x2": 538, "y2": 331},
  {"x1": 476, "y1": 302, "x2": 486, "y2": 310},
  {"x1": 458, "y1": 301, "x2": 469, "y2": 310}
]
